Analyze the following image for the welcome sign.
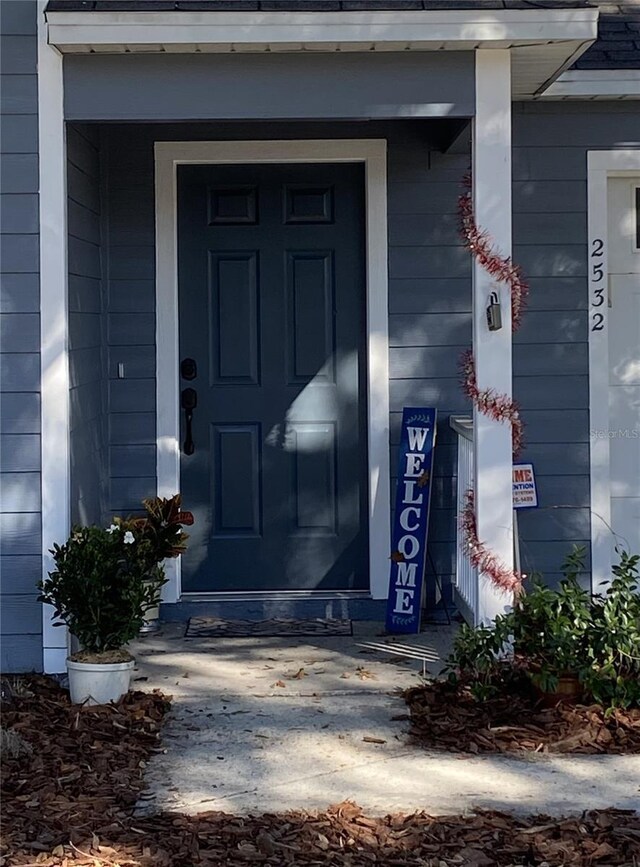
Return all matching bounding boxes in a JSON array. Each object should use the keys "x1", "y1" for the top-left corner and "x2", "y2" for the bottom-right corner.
[{"x1": 385, "y1": 408, "x2": 437, "y2": 634}]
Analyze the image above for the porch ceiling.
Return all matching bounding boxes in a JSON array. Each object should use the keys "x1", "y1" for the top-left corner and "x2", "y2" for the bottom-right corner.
[{"x1": 45, "y1": 6, "x2": 599, "y2": 98}]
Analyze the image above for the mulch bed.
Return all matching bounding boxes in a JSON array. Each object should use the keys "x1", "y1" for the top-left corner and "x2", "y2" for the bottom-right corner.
[
  {"x1": 1, "y1": 675, "x2": 171, "y2": 863},
  {"x1": 405, "y1": 681, "x2": 640, "y2": 755},
  {"x1": 1, "y1": 676, "x2": 639, "y2": 866}
]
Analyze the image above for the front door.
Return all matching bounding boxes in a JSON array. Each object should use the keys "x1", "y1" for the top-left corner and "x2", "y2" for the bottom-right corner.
[{"x1": 178, "y1": 163, "x2": 368, "y2": 592}]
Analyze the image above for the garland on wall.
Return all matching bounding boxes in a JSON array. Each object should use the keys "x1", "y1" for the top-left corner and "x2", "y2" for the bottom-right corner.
[
  {"x1": 461, "y1": 490, "x2": 524, "y2": 594},
  {"x1": 458, "y1": 178, "x2": 529, "y2": 333},
  {"x1": 460, "y1": 350, "x2": 525, "y2": 459},
  {"x1": 458, "y1": 176, "x2": 529, "y2": 593}
]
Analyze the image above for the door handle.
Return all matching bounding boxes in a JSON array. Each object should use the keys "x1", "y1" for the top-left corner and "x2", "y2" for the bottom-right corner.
[{"x1": 181, "y1": 387, "x2": 197, "y2": 456}]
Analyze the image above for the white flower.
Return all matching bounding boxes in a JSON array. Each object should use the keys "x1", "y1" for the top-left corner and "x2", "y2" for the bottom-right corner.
[
  {"x1": 123, "y1": 531, "x2": 135, "y2": 544},
  {"x1": 106, "y1": 524, "x2": 118, "y2": 534}
]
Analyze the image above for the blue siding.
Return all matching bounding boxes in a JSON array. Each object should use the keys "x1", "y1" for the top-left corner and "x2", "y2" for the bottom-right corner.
[
  {"x1": 68, "y1": 123, "x2": 108, "y2": 528},
  {"x1": 0, "y1": 0, "x2": 42, "y2": 671},
  {"x1": 513, "y1": 101, "x2": 640, "y2": 587},
  {"x1": 64, "y1": 53, "x2": 475, "y2": 122}
]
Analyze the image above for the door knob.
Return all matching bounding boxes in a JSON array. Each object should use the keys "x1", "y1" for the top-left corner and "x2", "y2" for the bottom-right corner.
[{"x1": 181, "y1": 387, "x2": 197, "y2": 455}]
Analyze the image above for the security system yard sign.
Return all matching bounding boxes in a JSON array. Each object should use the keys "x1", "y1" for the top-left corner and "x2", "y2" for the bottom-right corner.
[
  {"x1": 512, "y1": 463, "x2": 538, "y2": 575},
  {"x1": 512, "y1": 463, "x2": 538, "y2": 509},
  {"x1": 385, "y1": 408, "x2": 437, "y2": 635}
]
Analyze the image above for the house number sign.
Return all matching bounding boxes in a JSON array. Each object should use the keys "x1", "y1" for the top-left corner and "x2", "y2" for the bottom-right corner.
[
  {"x1": 590, "y1": 237, "x2": 606, "y2": 333},
  {"x1": 385, "y1": 407, "x2": 437, "y2": 635}
]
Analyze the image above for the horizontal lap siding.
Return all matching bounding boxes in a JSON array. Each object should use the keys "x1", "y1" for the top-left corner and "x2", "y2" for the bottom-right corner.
[
  {"x1": 68, "y1": 124, "x2": 108, "y2": 528},
  {"x1": 104, "y1": 131, "x2": 157, "y2": 514},
  {"x1": 513, "y1": 101, "x2": 640, "y2": 587},
  {"x1": 389, "y1": 148, "x2": 472, "y2": 598},
  {"x1": 0, "y1": 0, "x2": 41, "y2": 671}
]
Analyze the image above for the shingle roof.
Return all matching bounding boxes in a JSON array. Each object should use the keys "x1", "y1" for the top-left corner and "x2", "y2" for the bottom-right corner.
[
  {"x1": 574, "y1": 2, "x2": 640, "y2": 68},
  {"x1": 44, "y1": 0, "x2": 640, "y2": 70}
]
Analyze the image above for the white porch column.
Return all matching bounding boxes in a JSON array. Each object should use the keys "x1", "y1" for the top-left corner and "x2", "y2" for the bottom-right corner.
[
  {"x1": 38, "y1": 2, "x2": 70, "y2": 672},
  {"x1": 473, "y1": 49, "x2": 514, "y2": 624}
]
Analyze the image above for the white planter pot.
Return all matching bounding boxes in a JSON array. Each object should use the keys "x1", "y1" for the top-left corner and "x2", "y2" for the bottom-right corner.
[{"x1": 67, "y1": 658, "x2": 135, "y2": 705}]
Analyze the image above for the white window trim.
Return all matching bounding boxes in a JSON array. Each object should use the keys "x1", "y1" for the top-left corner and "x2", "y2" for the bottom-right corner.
[
  {"x1": 155, "y1": 139, "x2": 390, "y2": 602},
  {"x1": 587, "y1": 149, "x2": 640, "y2": 592},
  {"x1": 541, "y1": 70, "x2": 640, "y2": 101}
]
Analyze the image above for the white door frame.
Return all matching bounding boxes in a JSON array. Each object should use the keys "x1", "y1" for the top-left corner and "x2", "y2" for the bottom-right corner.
[
  {"x1": 154, "y1": 139, "x2": 390, "y2": 602},
  {"x1": 587, "y1": 149, "x2": 640, "y2": 591}
]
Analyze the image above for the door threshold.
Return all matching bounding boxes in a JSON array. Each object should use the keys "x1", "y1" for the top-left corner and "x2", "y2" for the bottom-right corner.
[{"x1": 179, "y1": 590, "x2": 373, "y2": 604}]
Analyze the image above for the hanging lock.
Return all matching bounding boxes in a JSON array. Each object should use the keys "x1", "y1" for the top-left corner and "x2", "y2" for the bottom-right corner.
[{"x1": 486, "y1": 291, "x2": 502, "y2": 332}]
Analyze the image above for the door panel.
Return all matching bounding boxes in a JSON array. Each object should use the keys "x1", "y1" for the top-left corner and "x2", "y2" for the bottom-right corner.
[
  {"x1": 290, "y1": 422, "x2": 337, "y2": 535},
  {"x1": 178, "y1": 163, "x2": 367, "y2": 592},
  {"x1": 286, "y1": 251, "x2": 335, "y2": 384},
  {"x1": 212, "y1": 424, "x2": 262, "y2": 537},
  {"x1": 209, "y1": 252, "x2": 260, "y2": 385}
]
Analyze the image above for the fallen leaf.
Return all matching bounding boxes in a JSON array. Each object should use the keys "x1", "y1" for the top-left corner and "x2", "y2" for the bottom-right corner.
[
  {"x1": 316, "y1": 833, "x2": 330, "y2": 850},
  {"x1": 591, "y1": 841, "x2": 618, "y2": 860},
  {"x1": 417, "y1": 470, "x2": 430, "y2": 488}
]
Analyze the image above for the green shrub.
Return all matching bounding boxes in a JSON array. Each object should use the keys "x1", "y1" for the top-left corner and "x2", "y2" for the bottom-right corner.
[
  {"x1": 447, "y1": 547, "x2": 640, "y2": 709},
  {"x1": 582, "y1": 550, "x2": 640, "y2": 709},
  {"x1": 38, "y1": 495, "x2": 193, "y2": 654}
]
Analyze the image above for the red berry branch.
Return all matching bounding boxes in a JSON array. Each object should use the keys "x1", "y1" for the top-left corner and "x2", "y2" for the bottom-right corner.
[{"x1": 458, "y1": 176, "x2": 528, "y2": 594}]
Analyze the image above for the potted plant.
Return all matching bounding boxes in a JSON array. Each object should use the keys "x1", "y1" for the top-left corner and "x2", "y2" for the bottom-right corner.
[{"x1": 38, "y1": 494, "x2": 193, "y2": 705}]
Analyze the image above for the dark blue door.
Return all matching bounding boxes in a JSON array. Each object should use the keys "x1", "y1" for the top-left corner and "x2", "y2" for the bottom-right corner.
[{"x1": 178, "y1": 163, "x2": 367, "y2": 592}]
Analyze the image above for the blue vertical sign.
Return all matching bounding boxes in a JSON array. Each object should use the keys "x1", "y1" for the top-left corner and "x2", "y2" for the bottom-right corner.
[{"x1": 385, "y1": 408, "x2": 437, "y2": 634}]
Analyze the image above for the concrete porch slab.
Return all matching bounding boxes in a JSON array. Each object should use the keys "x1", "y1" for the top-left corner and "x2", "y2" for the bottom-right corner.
[{"x1": 130, "y1": 623, "x2": 640, "y2": 818}]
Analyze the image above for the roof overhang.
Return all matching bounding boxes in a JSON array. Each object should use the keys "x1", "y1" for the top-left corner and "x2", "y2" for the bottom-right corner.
[
  {"x1": 45, "y1": 7, "x2": 599, "y2": 99},
  {"x1": 540, "y1": 69, "x2": 640, "y2": 100}
]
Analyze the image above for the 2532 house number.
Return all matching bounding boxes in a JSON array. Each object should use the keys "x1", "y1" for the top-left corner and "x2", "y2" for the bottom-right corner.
[{"x1": 590, "y1": 238, "x2": 605, "y2": 332}]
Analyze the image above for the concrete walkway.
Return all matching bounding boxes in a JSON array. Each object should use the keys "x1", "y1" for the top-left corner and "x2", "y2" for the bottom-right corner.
[{"x1": 131, "y1": 623, "x2": 640, "y2": 817}]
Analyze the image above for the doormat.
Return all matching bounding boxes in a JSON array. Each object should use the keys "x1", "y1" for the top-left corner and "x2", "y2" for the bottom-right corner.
[{"x1": 185, "y1": 617, "x2": 353, "y2": 638}]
